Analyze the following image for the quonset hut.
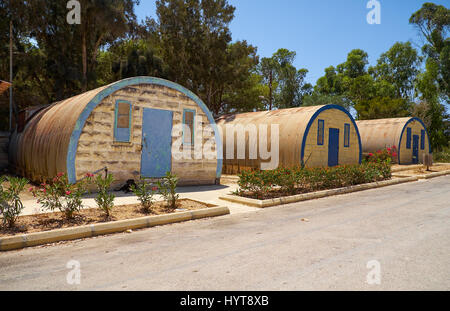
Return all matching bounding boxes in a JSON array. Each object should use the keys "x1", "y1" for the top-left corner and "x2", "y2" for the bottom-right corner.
[
  {"x1": 9, "y1": 77, "x2": 222, "y2": 186},
  {"x1": 216, "y1": 105, "x2": 362, "y2": 174},
  {"x1": 356, "y1": 117, "x2": 431, "y2": 164}
]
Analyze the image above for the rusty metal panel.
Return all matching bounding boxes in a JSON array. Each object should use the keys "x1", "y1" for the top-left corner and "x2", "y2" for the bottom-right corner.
[
  {"x1": 216, "y1": 106, "x2": 326, "y2": 171},
  {"x1": 8, "y1": 84, "x2": 111, "y2": 182}
]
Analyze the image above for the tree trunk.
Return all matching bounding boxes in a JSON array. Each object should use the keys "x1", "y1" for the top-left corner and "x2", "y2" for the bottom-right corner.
[
  {"x1": 82, "y1": 30, "x2": 87, "y2": 92},
  {"x1": 269, "y1": 70, "x2": 273, "y2": 110}
]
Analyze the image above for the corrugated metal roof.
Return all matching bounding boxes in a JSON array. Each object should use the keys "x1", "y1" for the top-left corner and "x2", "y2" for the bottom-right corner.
[
  {"x1": 355, "y1": 117, "x2": 411, "y2": 152},
  {"x1": 216, "y1": 105, "x2": 357, "y2": 169},
  {"x1": 9, "y1": 83, "x2": 111, "y2": 181}
]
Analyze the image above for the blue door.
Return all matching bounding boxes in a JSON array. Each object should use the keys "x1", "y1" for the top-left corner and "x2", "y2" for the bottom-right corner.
[
  {"x1": 328, "y1": 128, "x2": 339, "y2": 167},
  {"x1": 412, "y1": 135, "x2": 419, "y2": 164},
  {"x1": 141, "y1": 108, "x2": 173, "y2": 178}
]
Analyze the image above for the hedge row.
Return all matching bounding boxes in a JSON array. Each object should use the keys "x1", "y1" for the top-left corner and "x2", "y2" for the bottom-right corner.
[{"x1": 236, "y1": 162, "x2": 392, "y2": 199}]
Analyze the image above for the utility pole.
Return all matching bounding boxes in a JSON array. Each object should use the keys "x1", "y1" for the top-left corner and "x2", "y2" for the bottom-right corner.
[{"x1": 9, "y1": 19, "x2": 13, "y2": 132}]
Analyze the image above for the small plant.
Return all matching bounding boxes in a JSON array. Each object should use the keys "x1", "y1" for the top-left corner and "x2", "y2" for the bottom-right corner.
[
  {"x1": 94, "y1": 174, "x2": 115, "y2": 217},
  {"x1": 0, "y1": 176, "x2": 28, "y2": 229},
  {"x1": 31, "y1": 172, "x2": 92, "y2": 219},
  {"x1": 235, "y1": 162, "x2": 392, "y2": 199},
  {"x1": 237, "y1": 169, "x2": 273, "y2": 199},
  {"x1": 365, "y1": 146, "x2": 397, "y2": 164},
  {"x1": 434, "y1": 145, "x2": 450, "y2": 163},
  {"x1": 131, "y1": 179, "x2": 157, "y2": 213},
  {"x1": 157, "y1": 172, "x2": 179, "y2": 210},
  {"x1": 273, "y1": 167, "x2": 298, "y2": 195}
]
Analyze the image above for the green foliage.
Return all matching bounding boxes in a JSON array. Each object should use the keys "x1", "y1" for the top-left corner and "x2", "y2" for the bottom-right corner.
[
  {"x1": 131, "y1": 179, "x2": 157, "y2": 213},
  {"x1": 434, "y1": 145, "x2": 450, "y2": 163},
  {"x1": 258, "y1": 48, "x2": 312, "y2": 109},
  {"x1": 364, "y1": 146, "x2": 397, "y2": 164},
  {"x1": 156, "y1": 0, "x2": 258, "y2": 115},
  {"x1": 0, "y1": 176, "x2": 28, "y2": 228},
  {"x1": 355, "y1": 96, "x2": 412, "y2": 120},
  {"x1": 236, "y1": 170, "x2": 274, "y2": 199},
  {"x1": 0, "y1": 0, "x2": 448, "y2": 154},
  {"x1": 236, "y1": 163, "x2": 392, "y2": 198},
  {"x1": 156, "y1": 172, "x2": 179, "y2": 210},
  {"x1": 94, "y1": 174, "x2": 115, "y2": 217},
  {"x1": 370, "y1": 42, "x2": 422, "y2": 99},
  {"x1": 315, "y1": 44, "x2": 420, "y2": 121},
  {"x1": 109, "y1": 39, "x2": 169, "y2": 81},
  {"x1": 31, "y1": 173, "x2": 92, "y2": 219}
]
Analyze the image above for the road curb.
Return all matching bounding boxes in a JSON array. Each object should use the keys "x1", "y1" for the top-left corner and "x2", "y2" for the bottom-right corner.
[
  {"x1": 219, "y1": 177, "x2": 419, "y2": 208},
  {"x1": 0, "y1": 206, "x2": 230, "y2": 251},
  {"x1": 416, "y1": 169, "x2": 450, "y2": 180}
]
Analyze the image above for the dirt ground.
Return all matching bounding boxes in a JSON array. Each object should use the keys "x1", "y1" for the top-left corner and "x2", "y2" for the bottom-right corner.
[
  {"x1": 393, "y1": 163, "x2": 450, "y2": 176},
  {"x1": 0, "y1": 199, "x2": 214, "y2": 237}
]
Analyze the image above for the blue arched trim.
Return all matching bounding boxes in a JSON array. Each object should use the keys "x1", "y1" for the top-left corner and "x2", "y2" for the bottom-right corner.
[
  {"x1": 67, "y1": 77, "x2": 223, "y2": 183},
  {"x1": 300, "y1": 105, "x2": 362, "y2": 165},
  {"x1": 397, "y1": 117, "x2": 431, "y2": 164}
]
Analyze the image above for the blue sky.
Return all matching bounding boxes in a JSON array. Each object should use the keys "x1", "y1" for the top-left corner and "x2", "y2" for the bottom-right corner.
[{"x1": 136, "y1": 0, "x2": 449, "y2": 85}]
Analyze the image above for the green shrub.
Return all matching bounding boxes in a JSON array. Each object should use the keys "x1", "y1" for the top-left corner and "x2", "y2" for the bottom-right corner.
[
  {"x1": 365, "y1": 146, "x2": 397, "y2": 163},
  {"x1": 0, "y1": 176, "x2": 28, "y2": 228},
  {"x1": 31, "y1": 172, "x2": 92, "y2": 219},
  {"x1": 236, "y1": 162, "x2": 392, "y2": 198},
  {"x1": 273, "y1": 167, "x2": 299, "y2": 195},
  {"x1": 237, "y1": 169, "x2": 274, "y2": 199},
  {"x1": 94, "y1": 174, "x2": 115, "y2": 217},
  {"x1": 434, "y1": 146, "x2": 450, "y2": 163},
  {"x1": 157, "y1": 172, "x2": 179, "y2": 210},
  {"x1": 131, "y1": 179, "x2": 157, "y2": 213}
]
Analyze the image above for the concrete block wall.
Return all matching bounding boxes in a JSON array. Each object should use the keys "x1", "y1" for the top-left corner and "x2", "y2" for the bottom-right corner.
[
  {"x1": 303, "y1": 109, "x2": 360, "y2": 167},
  {"x1": 75, "y1": 84, "x2": 218, "y2": 187},
  {"x1": 399, "y1": 120, "x2": 430, "y2": 164}
]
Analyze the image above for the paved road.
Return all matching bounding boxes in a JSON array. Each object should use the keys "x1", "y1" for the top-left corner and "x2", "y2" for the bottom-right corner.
[{"x1": 1, "y1": 176, "x2": 449, "y2": 290}]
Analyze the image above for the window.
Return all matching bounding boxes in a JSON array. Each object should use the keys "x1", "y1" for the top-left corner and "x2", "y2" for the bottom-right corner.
[
  {"x1": 317, "y1": 119, "x2": 324, "y2": 145},
  {"x1": 183, "y1": 109, "x2": 195, "y2": 145},
  {"x1": 406, "y1": 127, "x2": 411, "y2": 149},
  {"x1": 114, "y1": 100, "x2": 131, "y2": 142},
  {"x1": 421, "y1": 130, "x2": 425, "y2": 150},
  {"x1": 344, "y1": 123, "x2": 350, "y2": 147}
]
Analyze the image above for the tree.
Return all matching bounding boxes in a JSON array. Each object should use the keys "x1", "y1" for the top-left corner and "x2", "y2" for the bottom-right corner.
[
  {"x1": 410, "y1": 2, "x2": 449, "y2": 98},
  {"x1": 107, "y1": 39, "x2": 169, "y2": 81},
  {"x1": 410, "y1": 3, "x2": 449, "y2": 150},
  {"x1": 78, "y1": 0, "x2": 139, "y2": 91},
  {"x1": 259, "y1": 57, "x2": 278, "y2": 110},
  {"x1": 156, "y1": 0, "x2": 259, "y2": 115},
  {"x1": 302, "y1": 93, "x2": 350, "y2": 108},
  {"x1": 337, "y1": 49, "x2": 369, "y2": 79},
  {"x1": 258, "y1": 48, "x2": 311, "y2": 109},
  {"x1": 370, "y1": 42, "x2": 422, "y2": 100}
]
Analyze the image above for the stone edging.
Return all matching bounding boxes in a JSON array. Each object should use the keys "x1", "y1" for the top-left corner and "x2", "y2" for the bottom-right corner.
[
  {"x1": 416, "y1": 169, "x2": 450, "y2": 179},
  {"x1": 219, "y1": 177, "x2": 421, "y2": 208},
  {"x1": 0, "y1": 206, "x2": 229, "y2": 251}
]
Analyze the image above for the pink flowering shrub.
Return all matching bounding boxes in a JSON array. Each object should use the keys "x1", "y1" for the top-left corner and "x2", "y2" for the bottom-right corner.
[
  {"x1": 365, "y1": 146, "x2": 398, "y2": 164},
  {"x1": 31, "y1": 172, "x2": 92, "y2": 219}
]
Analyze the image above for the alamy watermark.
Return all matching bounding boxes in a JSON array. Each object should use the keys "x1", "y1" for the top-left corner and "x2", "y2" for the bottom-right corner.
[
  {"x1": 66, "y1": 259, "x2": 81, "y2": 285},
  {"x1": 67, "y1": 0, "x2": 81, "y2": 25},
  {"x1": 171, "y1": 115, "x2": 280, "y2": 170},
  {"x1": 366, "y1": 0, "x2": 381, "y2": 25},
  {"x1": 366, "y1": 259, "x2": 381, "y2": 285}
]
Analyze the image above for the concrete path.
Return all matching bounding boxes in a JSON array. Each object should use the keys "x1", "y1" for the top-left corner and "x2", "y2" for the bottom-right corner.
[
  {"x1": 20, "y1": 182, "x2": 257, "y2": 216},
  {"x1": 1, "y1": 176, "x2": 449, "y2": 290}
]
